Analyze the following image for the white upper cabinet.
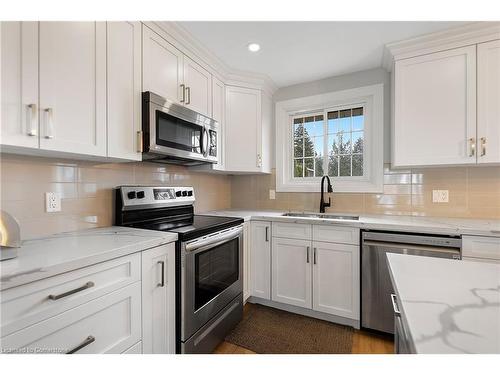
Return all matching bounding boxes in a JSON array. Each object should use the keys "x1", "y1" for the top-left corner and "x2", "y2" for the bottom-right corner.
[
  {"x1": 38, "y1": 22, "x2": 107, "y2": 156},
  {"x1": 393, "y1": 45, "x2": 477, "y2": 167},
  {"x1": 1, "y1": 22, "x2": 38, "y2": 149},
  {"x1": 477, "y1": 39, "x2": 500, "y2": 164},
  {"x1": 183, "y1": 56, "x2": 212, "y2": 117},
  {"x1": 271, "y1": 237, "x2": 312, "y2": 309},
  {"x1": 142, "y1": 25, "x2": 184, "y2": 104},
  {"x1": 225, "y1": 86, "x2": 272, "y2": 173},
  {"x1": 212, "y1": 76, "x2": 225, "y2": 169},
  {"x1": 107, "y1": 21, "x2": 142, "y2": 161},
  {"x1": 312, "y1": 241, "x2": 359, "y2": 319}
]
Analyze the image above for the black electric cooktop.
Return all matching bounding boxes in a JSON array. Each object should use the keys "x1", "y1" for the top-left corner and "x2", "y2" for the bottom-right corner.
[{"x1": 139, "y1": 215, "x2": 243, "y2": 242}]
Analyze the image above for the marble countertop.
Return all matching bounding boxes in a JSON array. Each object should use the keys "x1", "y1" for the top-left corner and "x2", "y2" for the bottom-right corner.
[
  {"x1": 387, "y1": 253, "x2": 500, "y2": 354},
  {"x1": 0, "y1": 227, "x2": 178, "y2": 291},
  {"x1": 202, "y1": 209, "x2": 500, "y2": 238}
]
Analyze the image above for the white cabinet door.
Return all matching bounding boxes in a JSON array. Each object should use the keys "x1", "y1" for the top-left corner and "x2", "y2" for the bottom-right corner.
[
  {"x1": 1, "y1": 21, "x2": 38, "y2": 148},
  {"x1": 225, "y1": 86, "x2": 262, "y2": 172},
  {"x1": 477, "y1": 39, "x2": 500, "y2": 164},
  {"x1": 142, "y1": 25, "x2": 184, "y2": 104},
  {"x1": 312, "y1": 241, "x2": 359, "y2": 319},
  {"x1": 250, "y1": 221, "x2": 271, "y2": 300},
  {"x1": 462, "y1": 235, "x2": 500, "y2": 261},
  {"x1": 243, "y1": 222, "x2": 251, "y2": 303},
  {"x1": 38, "y1": 22, "x2": 106, "y2": 156},
  {"x1": 272, "y1": 237, "x2": 312, "y2": 309},
  {"x1": 141, "y1": 243, "x2": 176, "y2": 354},
  {"x1": 260, "y1": 91, "x2": 273, "y2": 173},
  {"x1": 107, "y1": 21, "x2": 142, "y2": 161},
  {"x1": 393, "y1": 45, "x2": 477, "y2": 167},
  {"x1": 212, "y1": 76, "x2": 225, "y2": 169},
  {"x1": 183, "y1": 56, "x2": 212, "y2": 117}
]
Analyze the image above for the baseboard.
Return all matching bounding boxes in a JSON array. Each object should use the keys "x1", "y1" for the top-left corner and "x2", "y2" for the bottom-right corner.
[{"x1": 248, "y1": 296, "x2": 361, "y2": 329}]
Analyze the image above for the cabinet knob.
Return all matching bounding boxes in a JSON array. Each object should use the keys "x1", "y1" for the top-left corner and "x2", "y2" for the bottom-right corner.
[
  {"x1": 480, "y1": 137, "x2": 486, "y2": 157},
  {"x1": 468, "y1": 137, "x2": 475, "y2": 157}
]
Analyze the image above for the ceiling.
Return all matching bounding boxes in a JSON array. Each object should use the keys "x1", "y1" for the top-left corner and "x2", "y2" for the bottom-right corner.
[{"x1": 178, "y1": 21, "x2": 469, "y2": 88}]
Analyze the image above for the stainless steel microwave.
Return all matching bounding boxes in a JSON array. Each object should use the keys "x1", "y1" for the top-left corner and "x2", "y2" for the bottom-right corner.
[{"x1": 142, "y1": 91, "x2": 218, "y2": 165}]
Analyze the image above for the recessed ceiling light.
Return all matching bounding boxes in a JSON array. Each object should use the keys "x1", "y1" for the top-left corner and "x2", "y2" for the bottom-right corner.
[{"x1": 247, "y1": 43, "x2": 261, "y2": 52}]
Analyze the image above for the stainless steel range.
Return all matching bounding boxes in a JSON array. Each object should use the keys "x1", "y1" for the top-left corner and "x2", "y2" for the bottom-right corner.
[{"x1": 114, "y1": 186, "x2": 243, "y2": 354}]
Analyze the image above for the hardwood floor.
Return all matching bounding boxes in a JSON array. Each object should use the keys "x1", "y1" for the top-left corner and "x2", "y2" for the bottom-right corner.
[{"x1": 213, "y1": 303, "x2": 394, "y2": 354}]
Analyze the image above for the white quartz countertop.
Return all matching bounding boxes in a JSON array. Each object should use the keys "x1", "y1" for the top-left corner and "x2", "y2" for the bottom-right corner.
[
  {"x1": 202, "y1": 209, "x2": 500, "y2": 237},
  {"x1": 0, "y1": 227, "x2": 178, "y2": 291},
  {"x1": 387, "y1": 253, "x2": 500, "y2": 354}
]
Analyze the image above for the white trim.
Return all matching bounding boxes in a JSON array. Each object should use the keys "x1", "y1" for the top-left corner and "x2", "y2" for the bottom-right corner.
[
  {"x1": 276, "y1": 84, "x2": 384, "y2": 193},
  {"x1": 382, "y1": 22, "x2": 500, "y2": 72}
]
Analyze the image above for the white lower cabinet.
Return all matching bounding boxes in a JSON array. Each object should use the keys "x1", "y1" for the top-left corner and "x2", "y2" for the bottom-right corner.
[
  {"x1": 141, "y1": 243, "x2": 176, "y2": 354},
  {"x1": 312, "y1": 241, "x2": 360, "y2": 319},
  {"x1": 272, "y1": 237, "x2": 312, "y2": 308},
  {"x1": 1, "y1": 282, "x2": 141, "y2": 354},
  {"x1": 462, "y1": 235, "x2": 500, "y2": 263},
  {"x1": 250, "y1": 221, "x2": 271, "y2": 300}
]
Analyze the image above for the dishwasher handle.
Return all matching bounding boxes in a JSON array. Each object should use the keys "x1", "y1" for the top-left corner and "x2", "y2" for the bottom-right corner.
[{"x1": 362, "y1": 240, "x2": 461, "y2": 257}]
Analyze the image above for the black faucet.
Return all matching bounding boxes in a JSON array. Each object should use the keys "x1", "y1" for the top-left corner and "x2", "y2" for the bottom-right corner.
[{"x1": 319, "y1": 175, "x2": 333, "y2": 213}]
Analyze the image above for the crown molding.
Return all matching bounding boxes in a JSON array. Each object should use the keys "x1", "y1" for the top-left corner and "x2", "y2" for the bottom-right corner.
[
  {"x1": 150, "y1": 21, "x2": 278, "y2": 96},
  {"x1": 382, "y1": 21, "x2": 500, "y2": 72}
]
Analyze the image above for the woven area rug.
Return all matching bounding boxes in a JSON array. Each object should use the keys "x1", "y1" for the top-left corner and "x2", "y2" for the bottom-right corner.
[{"x1": 225, "y1": 303, "x2": 354, "y2": 354}]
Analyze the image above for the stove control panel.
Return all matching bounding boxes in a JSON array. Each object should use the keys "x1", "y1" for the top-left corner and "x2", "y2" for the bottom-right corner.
[{"x1": 119, "y1": 186, "x2": 195, "y2": 208}]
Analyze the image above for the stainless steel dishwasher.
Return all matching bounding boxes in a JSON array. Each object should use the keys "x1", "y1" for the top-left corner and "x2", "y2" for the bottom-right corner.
[{"x1": 361, "y1": 231, "x2": 461, "y2": 334}]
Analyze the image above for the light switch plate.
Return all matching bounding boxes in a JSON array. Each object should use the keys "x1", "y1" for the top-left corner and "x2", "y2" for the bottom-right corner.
[
  {"x1": 45, "y1": 192, "x2": 61, "y2": 212},
  {"x1": 269, "y1": 189, "x2": 276, "y2": 200},
  {"x1": 432, "y1": 190, "x2": 449, "y2": 203}
]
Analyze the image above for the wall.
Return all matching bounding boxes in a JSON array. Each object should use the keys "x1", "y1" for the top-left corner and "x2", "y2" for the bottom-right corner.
[
  {"x1": 230, "y1": 165, "x2": 500, "y2": 219},
  {"x1": 0, "y1": 154, "x2": 231, "y2": 240},
  {"x1": 273, "y1": 67, "x2": 392, "y2": 163}
]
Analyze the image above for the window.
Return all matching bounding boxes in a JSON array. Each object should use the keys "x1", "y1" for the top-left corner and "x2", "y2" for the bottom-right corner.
[
  {"x1": 275, "y1": 84, "x2": 384, "y2": 193},
  {"x1": 292, "y1": 106, "x2": 365, "y2": 179}
]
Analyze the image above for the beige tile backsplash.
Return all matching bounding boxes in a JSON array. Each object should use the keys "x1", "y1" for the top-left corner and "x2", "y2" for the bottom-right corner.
[
  {"x1": 0, "y1": 154, "x2": 231, "y2": 240},
  {"x1": 230, "y1": 165, "x2": 500, "y2": 220},
  {"x1": 1, "y1": 153, "x2": 499, "y2": 240}
]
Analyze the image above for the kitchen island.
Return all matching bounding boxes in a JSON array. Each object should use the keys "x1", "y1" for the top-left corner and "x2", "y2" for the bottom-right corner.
[{"x1": 387, "y1": 253, "x2": 500, "y2": 354}]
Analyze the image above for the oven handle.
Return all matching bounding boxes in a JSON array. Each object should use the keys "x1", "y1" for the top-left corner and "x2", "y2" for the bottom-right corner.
[{"x1": 185, "y1": 226, "x2": 243, "y2": 253}]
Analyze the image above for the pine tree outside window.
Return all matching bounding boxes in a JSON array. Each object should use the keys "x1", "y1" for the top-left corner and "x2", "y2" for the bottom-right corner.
[{"x1": 292, "y1": 106, "x2": 364, "y2": 179}]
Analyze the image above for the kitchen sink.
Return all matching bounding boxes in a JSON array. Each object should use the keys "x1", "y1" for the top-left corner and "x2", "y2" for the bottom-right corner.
[{"x1": 282, "y1": 212, "x2": 359, "y2": 220}]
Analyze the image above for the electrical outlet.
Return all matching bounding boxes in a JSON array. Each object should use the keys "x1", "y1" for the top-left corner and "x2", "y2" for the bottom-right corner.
[
  {"x1": 45, "y1": 192, "x2": 61, "y2": 212},
  {"x1": 432, "y1": 190, "x2": 449, "y2": 203},
  {"x1": 269, "y1": 189, "x2": 276, "y2": 200}
]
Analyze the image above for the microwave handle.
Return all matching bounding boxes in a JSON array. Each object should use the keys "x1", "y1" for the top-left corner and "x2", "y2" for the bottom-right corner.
[{"x1": 202, "y1": 126, "x2": 209, "y2": 157}]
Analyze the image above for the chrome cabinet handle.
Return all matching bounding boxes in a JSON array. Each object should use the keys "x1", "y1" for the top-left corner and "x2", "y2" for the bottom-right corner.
[
  {"x1": 313, "y1": 247, "x2": 317, "y2": 265},
  {"x1": 256, "y1": 153, "x2": 262, "y2": 168},
  {"x1": 136, "y1": 130, "x2": 143, "y2": 153},
  {"x1": 265, "y1": 226, "x2": 269, "y2": 242},
  {"x1": 468, "y1": 137, "x2": 475, "y2": 157},
  {"x1": 480, "y1": 137, "x2": 486, "y2": 157},
  {"x1": 157, "y1": 261, "x2": 165, "y2": 287},
  {"x1": 391, "y1": 294, "x2": 401, "y2": 316},
  {"x1": 26, "y1": 104, "x2": 37, "y2": 136},
  {"x1": 185, "y1": 86, "x2": 191, "y2": 105},
  {"x1": 180, "y1": 84, "x2": 185, "y2": 103},
  {"x1": 66, "y1": 335, "x2": 95, "y2": 354},
  {"x1": 48, "y1": 281, "x2": 95, "y2": 300},
  {"x1": 44, "y1": 108, "x2": 54, "y2": 139},
  {"x1": 306, "y1": 246, "x2": 310, "y2": 263}
]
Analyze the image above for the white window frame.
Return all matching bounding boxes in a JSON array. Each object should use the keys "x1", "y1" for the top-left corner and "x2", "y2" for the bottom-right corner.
[{"x1": 275, "y1": 84, "x2": 384, "y2": 193}]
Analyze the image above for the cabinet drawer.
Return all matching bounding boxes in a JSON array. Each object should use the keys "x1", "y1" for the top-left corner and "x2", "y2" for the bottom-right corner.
[
  {"x1": 273, "y1": 222, "x2": 312, "y2": 240},
  {"x1": 1, "y1": 253, "x2": 140, "y2": 337},
  {"x1": 462, "y1": 256, "x2": 500, "y2": 264},
  {"x1": 0, "y1": 282, "x2": 141, "y2": 354},
  {"x1": 313, "y1": 225, "x2": 360, "y2": 245},
  {"x1": 462, "y1": 235, "x2": 500, "y2": 260}
]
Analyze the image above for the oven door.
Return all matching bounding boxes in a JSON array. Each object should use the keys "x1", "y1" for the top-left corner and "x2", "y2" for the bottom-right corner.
[
  {"x1": 181, "y1": 225, "x2": 243, "y2": 341},
  {"x1": 146, "y1": 93, "x2": 217, "y2": 164}
]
